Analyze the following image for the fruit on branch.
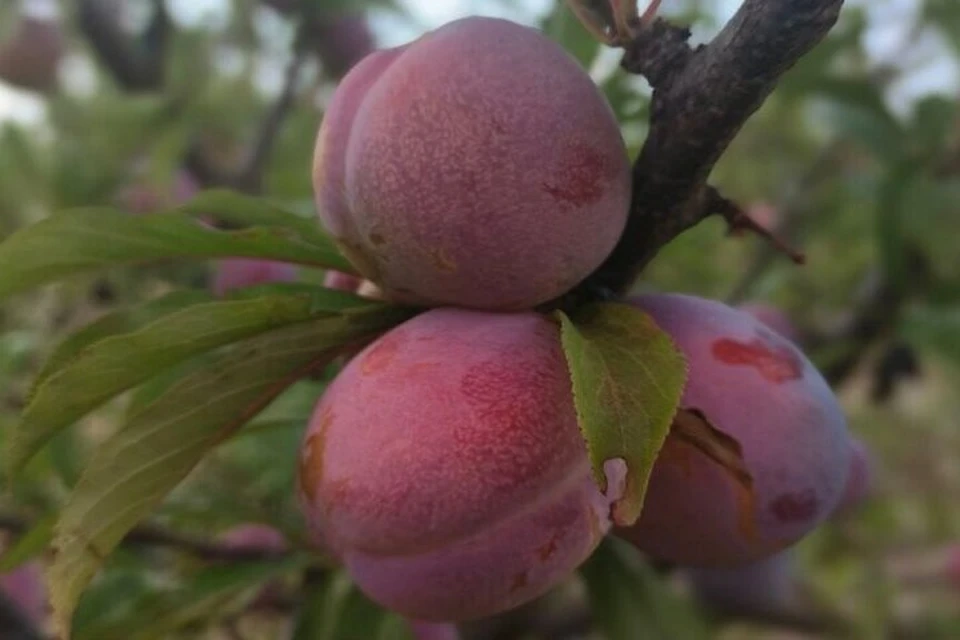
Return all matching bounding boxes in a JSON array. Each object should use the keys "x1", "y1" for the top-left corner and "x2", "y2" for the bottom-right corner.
[
  {"x1": 297, "y1": 309, "x2": 625, "y2": 620},
  {"x1": 832, "y1": 438, "x2": 873, "y2": 517},
  {"x1": 211, "y1": 258, "x2": 299, "y2": 296},
  {"x1": 313, "y1": 16, "x2": 630, "y2": 310},
  {"x1": 407, "y1": 619, "x2": 461, "y2": 640},
  {"x1": 685, "y1": 549, "x2": 798, "y2": 616},
  {"x1": 0, "y1": 561, "x2": 47, "y2": 626},
  {"x1": 617, "y1": 294, "x2": 851, "y2": 567},
  {"x1": 739, "y1": 302, "x2": 800, "y2": 343},
  {"x1": 0, "y1": 16, "x2": 65, "y2": 92}
]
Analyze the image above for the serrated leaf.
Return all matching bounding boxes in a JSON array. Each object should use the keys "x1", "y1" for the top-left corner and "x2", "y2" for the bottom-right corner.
[
  {"x1": 78, "y1": 558, "x2": 307, "y2": 640},
  {"x1": 0, "y1": 207, "x2": 356, "y2": 300},
  {"x1": 46, "y1": 305, "x2": 411, "y2": 637},
  {"x1": 557, "y1": 303, "x2": 687, "y2": 526},
  {"x1": 581, "y1": 538, "x2": 710, "y2": 640},
  {"x1": 9, "y1": 294, "x2": 337, "y2": 477},
  {"x1": 0, "y1": 513, "x2": 56, "y2": 572}
]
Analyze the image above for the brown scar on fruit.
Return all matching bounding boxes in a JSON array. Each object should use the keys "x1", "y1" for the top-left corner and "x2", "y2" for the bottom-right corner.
[
  {"x1": 509, "y1": 571, "x2": 529, "y2": 593},
  {"x1": 298, "y1": 408, "x2": 334, "y2": 501},
  {"x1": 369, "y1": 230, "x2": 387, "y2": 247},
  {"x1": 538, "y1": 533, "x2": 561, "y2": 562},
  {"x1": 428, "y1": 247, "x2": 458, "y2": 273},
  {"x1": 671, "y1": 408, "x2": 759, "y2": 542}
]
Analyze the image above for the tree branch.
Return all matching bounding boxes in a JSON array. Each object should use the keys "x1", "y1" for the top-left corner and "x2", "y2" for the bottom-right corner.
[
  {"x1": 577, "y1": 0, "x2": 845, "y2": 299},
  {"x1": 0, "y1": 512, "x2": 290, "y2": 563}
]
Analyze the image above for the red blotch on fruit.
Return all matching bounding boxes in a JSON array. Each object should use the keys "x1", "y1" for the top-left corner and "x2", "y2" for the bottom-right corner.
[
  {"x1": 769, "y1": 490, "x2": 819, "y2": 523},
  {"x1": 711, "y1": 337, "x2": 803, "y2": 383},
  {"x1": 543, "y1": 143, "x2": 610, "y2": 206}
]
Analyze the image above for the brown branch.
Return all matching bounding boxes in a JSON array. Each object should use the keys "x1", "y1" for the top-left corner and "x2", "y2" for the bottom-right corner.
[
  {"x1": 76, "y1": 0, "x2": 169, "y2": 92},
  {"x1": 575, "y1": 0, "x2": 845, "y2": 300},
  {"x1": 235, "y1": 28, "x2": 312, "y2": 194},
  {"x1": 0, "y1": 512, "x2": 291, "y2": 563}
]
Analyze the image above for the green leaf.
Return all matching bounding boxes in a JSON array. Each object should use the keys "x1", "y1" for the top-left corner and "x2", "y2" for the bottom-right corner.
[
  {"x1": 291, "y1": 571, "x2": 355, "y2": 640},
  {"x1": 0, "y1": 513, "x2": 56, "y2": 572},
  {"x1": 901, "y1": 306, "x2": 960, "y2": 367},
  {"x1": 0, "y1": 207, "x2": 356, "y2": 300},
  {"x1": 79, "y1": 558, "x2": 307, "y2": 640},
  {"x1": 876, "y1": 163, "x2": 920, "y2": 296},
  {"x1": 581, "y1": 538, "x2": 710, "y2": 640},
  {"x1": 33, "y1": 290, "x2": 211, "y2": 391},
  {"x1": 177, "y1": 189, "x2": 325, "y2": 244},
  {"x1": 46, "y1": 305, "x2": 412, "y2": 636},
  {"x1": 9, "y1": 293, "x2": 339, "y2": 477},
  {"x1": 556, "y1": 303, "x2": 687, "y2": 526},
  {"x1": 544, "y1": 1, "x2": 600, "y2": 67}
]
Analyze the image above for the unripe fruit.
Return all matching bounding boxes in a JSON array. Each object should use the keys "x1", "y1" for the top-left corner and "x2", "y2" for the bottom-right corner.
[
  {"x1": 618, "y1": 294, "x2": 850, "y2": 567},
  {"x1": 833, "y1": 438, "x2": 873, "y2": 516},
  {"x1": 0, "y1": 16, "x2": 65, "y2": 92},
  {"x1": 739, "y1": 303, "x2": 800, "y2": 343},
  {"x1": 313, "y1": 17, "x2": 630, "y2": 310},
  {"x1": 0, "y1": 561, "x2": 47, "y2": 626},
  {"x1": 211, "y1": 259, "x2": 299, "y2": 296},
  {"x1": 297, "y1": 309, "x2": 624, "y2": 621}
]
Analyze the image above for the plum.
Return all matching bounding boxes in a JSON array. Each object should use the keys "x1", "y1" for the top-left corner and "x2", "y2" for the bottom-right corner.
[
  {"x1": 219, "y1": 524, "x2": 288, "y2": 554},
  {"x1": 297, "y1": 309, "x2": 624, "y2": 620},
  {"x1": 211, "y1": 258, "x2": 299, "y2": 296},
  {"x1": 0, "y1": 16, "x2": 65, "y2": 92},
  {"x1": 617, "y1": 294, "x2": 851, "y2": 566},
  {"x1": 313, "y1": 16, "x2": 630, "y2": 310}
]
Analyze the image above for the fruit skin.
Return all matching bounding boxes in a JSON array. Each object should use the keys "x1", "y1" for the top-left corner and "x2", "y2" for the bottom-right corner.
[
  {"x1": 617, "y1": 294, "x2": 851, "y2": 567},
  {"x1": 0, "y1": 16, "x2": 65, "y2": 92},
  {"x1": 297, "y1": 309, "x2": 625, "y2": 621},
  {"x1": 313, "y1": 16, "x2": 631, "y2": 310},
  {"x1": 686, "y1": 550, "x2": 797, "y2": 615},
  {"x1": 739, "y1": 303, "x2": 800, "y2": 343},
  {"x1": 211, "y1": 258, "x2": 299, "y2": 296},
  {"x1": 0, "y1": 561, "x2": 47, "y2": 626}
]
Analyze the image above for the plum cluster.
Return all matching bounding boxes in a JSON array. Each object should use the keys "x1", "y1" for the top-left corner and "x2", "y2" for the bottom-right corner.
[{"x1": 297, "y1": 15, "x2": 858, "y2": 626}]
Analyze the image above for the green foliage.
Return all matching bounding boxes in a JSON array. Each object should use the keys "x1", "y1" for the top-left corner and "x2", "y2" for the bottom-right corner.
[{"x1": 557, "y1": 303, "x2": 687, "y2": 526}]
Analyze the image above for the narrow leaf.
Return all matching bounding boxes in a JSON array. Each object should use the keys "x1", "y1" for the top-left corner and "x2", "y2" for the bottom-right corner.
[
  {"x1": 0, "y1": 513, "x2": 56, "y2": 572},
  {"x1": 46, "y1": 305, "x2": 411, "y2": 636},
  {"x1": 557, "y1": 303, "x2": 687, "y2": 526},
  {"x1": 0, "y1": 208, "x2": 356, "y2": 300},
  {"x1": 10, "y1": 294, "x2": 330, "y2": 477},
  {"x1": 178, "y1": 190, "x2": 324, "y2": 244},
  {"x1": 33, "y1": 290, "x2": 211, "y2": 392}
]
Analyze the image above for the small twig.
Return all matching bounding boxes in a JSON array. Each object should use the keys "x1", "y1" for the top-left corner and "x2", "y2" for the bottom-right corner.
[
  {"x1": 0, "y1": 512, "x2": 291, "y2": 563},
  {"x1": 571, "y1": 0, "x2": 844, "y2": 302},
  {"x1": 709, "y1": 187, "x2": 806, "y2": 264},
  {"x1": 236, "y1": 27, "x2": 312, "y2": 194}
]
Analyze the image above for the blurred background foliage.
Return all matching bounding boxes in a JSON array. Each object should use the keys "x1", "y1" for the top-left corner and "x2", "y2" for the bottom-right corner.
[{"x1": 0, "y1": 0, "x2": 958, "y2": 638}]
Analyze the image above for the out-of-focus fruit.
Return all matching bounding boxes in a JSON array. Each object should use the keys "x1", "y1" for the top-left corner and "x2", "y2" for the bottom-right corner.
[
  {"x1": 211, "y1": 258, "x2": 299, "y2": 296},
  {"x1": 0, "y1": 16, "x2": 65, "y2": 92}
]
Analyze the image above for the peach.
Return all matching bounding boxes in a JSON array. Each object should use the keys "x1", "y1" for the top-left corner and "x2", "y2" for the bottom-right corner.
[
  {"x1": 313, "y1": 17, "x2": 630, "y2": 310},
  {"x1": 297, "y1": 309, "x2": 623, "y2": 620}
]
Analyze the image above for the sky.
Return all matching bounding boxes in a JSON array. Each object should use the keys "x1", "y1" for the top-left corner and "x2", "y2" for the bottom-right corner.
[{"x1": 0, "y1": 0, "x2": 956, "y2": 124}]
